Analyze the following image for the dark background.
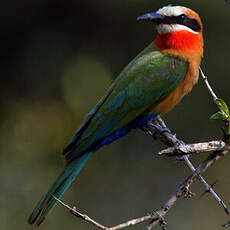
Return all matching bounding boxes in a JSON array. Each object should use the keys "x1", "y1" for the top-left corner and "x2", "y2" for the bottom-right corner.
[{"x1": 1, "y1": 0, "x2": 230, "y2": 230}]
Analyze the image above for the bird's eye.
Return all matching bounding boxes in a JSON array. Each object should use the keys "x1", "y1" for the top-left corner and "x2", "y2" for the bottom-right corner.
[{"x1": 178, "y1": 14, "x2": 186, "y2": 20}]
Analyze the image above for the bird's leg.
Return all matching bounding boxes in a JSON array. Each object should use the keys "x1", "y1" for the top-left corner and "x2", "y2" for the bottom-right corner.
[
  {"x1": 148, "y1": 115, "x2": 171, "y2": 134},
  {"x1": 149, "y1": 116, "x2": 185, "y2": 152},
  {"x1": 155, "y1": 115, "x2": 188, "y2": 152}
]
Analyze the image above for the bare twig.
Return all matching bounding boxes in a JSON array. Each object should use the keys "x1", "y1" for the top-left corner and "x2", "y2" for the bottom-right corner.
[
  {"x1": 52, "y1": 195, "x2": 158, "y2": 230},
  {"x1": 159, "y1": 140, "x2": 227, "y2": 156},
  {"x1": 52, "y1": 195, "x2": 108, "y2": 230},
  {"x1": 199, "y1": 67, "x2": 218, "y2": 101}
]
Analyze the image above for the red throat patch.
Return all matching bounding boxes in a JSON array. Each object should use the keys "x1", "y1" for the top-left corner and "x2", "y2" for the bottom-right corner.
[{"x1": 154, "y1": 30, "x2": 201, "y2": 51}]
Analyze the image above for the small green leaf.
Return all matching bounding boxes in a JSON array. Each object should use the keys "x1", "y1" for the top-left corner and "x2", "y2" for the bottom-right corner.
[
  {"x1": 210, "y1": 111, "x2": 225, "y2": 120},
  {"x1": 215, "y1": 98, "x2": 230, "y2": 117}
]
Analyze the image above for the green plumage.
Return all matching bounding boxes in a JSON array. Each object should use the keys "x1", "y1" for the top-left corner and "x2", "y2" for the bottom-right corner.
[
  {"x1": 28, "y1": 42, "x2": 188, "y2": 226},
  {"x1": 63, "y1": 43, "x2": 188, "y2": 161}
]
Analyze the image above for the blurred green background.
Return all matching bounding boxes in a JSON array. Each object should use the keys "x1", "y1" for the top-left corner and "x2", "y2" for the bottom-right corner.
[{"x1": 1, "y1": 0, "x2": 230, "y2": 229}]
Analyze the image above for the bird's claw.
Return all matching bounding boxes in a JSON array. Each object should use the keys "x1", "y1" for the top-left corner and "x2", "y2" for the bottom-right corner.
[{"x1": 150, "y1": 123, "x2": 171, "y2": 134}]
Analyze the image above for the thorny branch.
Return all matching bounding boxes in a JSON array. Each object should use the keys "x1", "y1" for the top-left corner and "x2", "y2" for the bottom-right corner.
[
  {"x1": 55, "y1": 67, "x2": 230, "y2": 229},
  {"x1": 143, "y1": 121, "x2": 230, "y2": 229},
  {"x1": 54, "y1": 149, "x2": 228, "y2": 230}
]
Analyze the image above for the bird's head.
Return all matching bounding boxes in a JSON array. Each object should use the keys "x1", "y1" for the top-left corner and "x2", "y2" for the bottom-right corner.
[{"x1": 137, "y1": 5, "x2": 203, "y2": 59}]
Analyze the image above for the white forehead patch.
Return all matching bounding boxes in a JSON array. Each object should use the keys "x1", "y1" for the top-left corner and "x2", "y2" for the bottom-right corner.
[{"x1": 156, "y1": 6, "x2": 184, "y2": 17}]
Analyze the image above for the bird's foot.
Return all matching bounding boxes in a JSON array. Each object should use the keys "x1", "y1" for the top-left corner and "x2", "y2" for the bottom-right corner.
[
  {"x1": 150, "y1": 123, "x2": 171, "y2": 134},
  {"x1": 156, "y1": 115, "x2": 167, "y2": 129}
]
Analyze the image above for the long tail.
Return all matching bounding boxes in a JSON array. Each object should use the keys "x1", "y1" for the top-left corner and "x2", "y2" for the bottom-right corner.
[{"x1": 28, "y1": 152, "x2": 92, "y2": 227}]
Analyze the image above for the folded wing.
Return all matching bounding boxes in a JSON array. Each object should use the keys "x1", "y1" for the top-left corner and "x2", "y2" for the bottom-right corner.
[{"x1": 63, "y1": 47, "x2": 188, "y2": 162}]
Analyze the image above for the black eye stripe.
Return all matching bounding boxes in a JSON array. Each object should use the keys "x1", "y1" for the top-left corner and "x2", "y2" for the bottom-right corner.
[{"x1": 163, "y1": 15, "x2": 201, "y2": 32}]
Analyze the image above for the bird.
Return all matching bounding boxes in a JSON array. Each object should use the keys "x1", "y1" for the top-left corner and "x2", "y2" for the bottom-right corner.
[{"x1": 28, "y1": 5, "x2": 203, "y2": 227}]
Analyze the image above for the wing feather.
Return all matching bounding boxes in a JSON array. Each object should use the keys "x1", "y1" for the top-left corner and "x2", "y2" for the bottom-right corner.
[{"x1": 63, "y1": 45, "x2": 188, "y2": 161}]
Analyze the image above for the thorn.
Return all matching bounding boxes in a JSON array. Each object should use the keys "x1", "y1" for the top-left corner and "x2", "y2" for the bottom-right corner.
[
  {"x1": 152, "y1": 211, "x2": 167, "y2": 230},
  {"x1": 183, "y1": 189, "x2": 195, "y2": 199},
  {"x1": 199, "y1": 180, "x2": 218, "y2": 198},
  {"x1": 159, "y1": 217, "x2": 167, "y2": 230},
  {"x1": 224, "y1": 207, "x2": 230, "y2": 216},
  {"x1": 222, "y1": 221, "x2": 230, "y2": 228}
]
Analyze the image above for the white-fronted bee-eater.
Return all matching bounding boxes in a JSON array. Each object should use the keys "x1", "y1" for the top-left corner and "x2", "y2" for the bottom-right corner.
[{"x1": 28, "y1": 5, "x2": 203, "y2": 227}]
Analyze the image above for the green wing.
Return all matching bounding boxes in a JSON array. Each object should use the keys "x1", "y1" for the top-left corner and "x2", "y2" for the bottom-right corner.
[{"x1": 63, "y1": 44, "x2": 188, "y2": 161}]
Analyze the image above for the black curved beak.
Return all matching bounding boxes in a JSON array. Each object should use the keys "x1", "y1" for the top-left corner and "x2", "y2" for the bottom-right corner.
[{"x1": 137, "y1": 12, "x2": 165, "y2": 24}]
